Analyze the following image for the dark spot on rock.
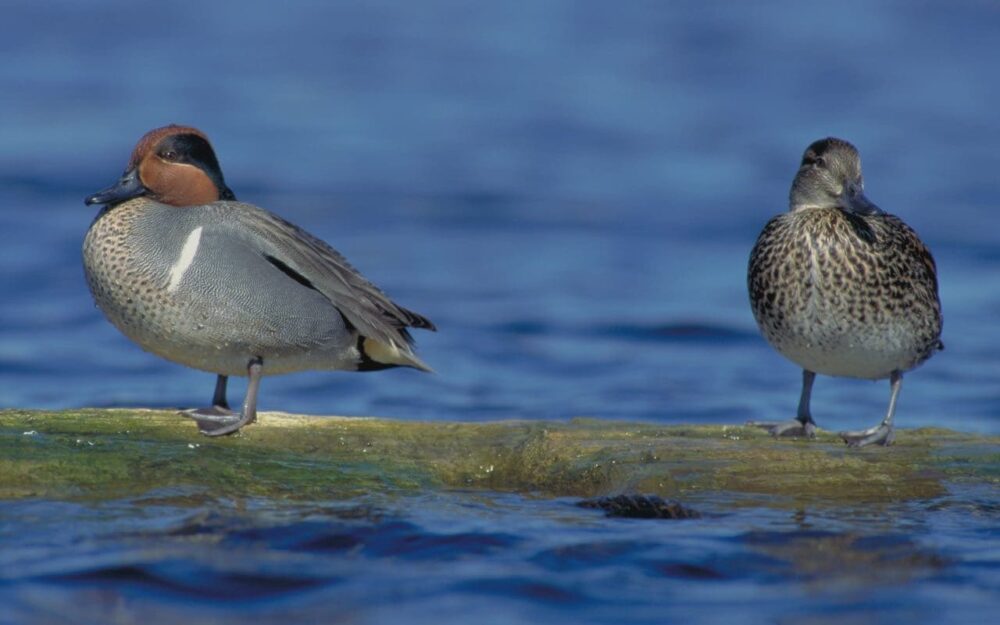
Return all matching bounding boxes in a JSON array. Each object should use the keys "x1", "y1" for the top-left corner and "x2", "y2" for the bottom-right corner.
[{"x1": 577, "y1": 494, "x2": 700, "y2": 519}]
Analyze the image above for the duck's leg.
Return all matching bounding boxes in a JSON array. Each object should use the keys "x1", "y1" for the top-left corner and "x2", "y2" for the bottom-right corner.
[
  {"x1": 181, "y1": 374, "x2": 236, "y2": 420},
  {"x1": 747, "y1": 369, "x2": 818, "y2": 438},
  {"x1": 839, "y1": 371, "x2": 900, "y2": 447},
  {"x1": 212, "y1": 375, "x2": 230, "y2": 410},
  {"x1": 195, "y1": 358, "x2": 263, "y2": 437}
]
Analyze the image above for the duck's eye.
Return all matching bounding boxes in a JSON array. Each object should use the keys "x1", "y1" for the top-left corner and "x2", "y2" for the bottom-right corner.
[
  {"x1": 160, "y1": 150, "x2": 178, "y2": 161},
  {"x1": 803, "y1": 151, "x2": 826, "y2": 167}
]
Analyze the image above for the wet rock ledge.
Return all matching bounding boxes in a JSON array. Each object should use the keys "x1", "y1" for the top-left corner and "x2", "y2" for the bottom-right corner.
[{"x1": 1, "y1": 409, "x2": 996, "y2": 505}]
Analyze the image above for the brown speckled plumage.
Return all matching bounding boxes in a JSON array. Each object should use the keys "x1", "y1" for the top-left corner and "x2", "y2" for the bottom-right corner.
[
  {"x1": 749, "y1": 208, "x2": 942, "y2": 378},
  {"x1": 747, "y1": 137, "x2": 942, "y2": 447}
]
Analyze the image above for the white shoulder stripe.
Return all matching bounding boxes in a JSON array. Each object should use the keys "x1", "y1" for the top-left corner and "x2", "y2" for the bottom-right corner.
[{"x1": 168, "y1": 226, "x2": 203, "y2": 293}]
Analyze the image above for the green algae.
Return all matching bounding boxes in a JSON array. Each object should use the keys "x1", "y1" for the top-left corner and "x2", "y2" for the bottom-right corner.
[{"x1": 1, "y1": 409, "x2": 996, "y2": 506}]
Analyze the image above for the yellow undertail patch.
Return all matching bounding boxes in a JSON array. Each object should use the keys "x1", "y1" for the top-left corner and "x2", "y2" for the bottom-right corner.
[{"x1": 362, "y1": 338, "x2": 433, "y2": 373}]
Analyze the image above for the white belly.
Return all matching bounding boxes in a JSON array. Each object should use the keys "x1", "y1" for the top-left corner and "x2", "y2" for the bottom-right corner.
[{"x1": 769, "y1": 319, "x2": 924, "y2": 380}]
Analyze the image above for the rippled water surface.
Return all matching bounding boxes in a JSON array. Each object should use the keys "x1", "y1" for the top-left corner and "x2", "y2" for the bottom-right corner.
[
  {"x1": 1, "y1": 0, "x2": 998, "y2": 623},
  {"x1": 3, "y1": 488, "x2": 998, "y2": 625}
]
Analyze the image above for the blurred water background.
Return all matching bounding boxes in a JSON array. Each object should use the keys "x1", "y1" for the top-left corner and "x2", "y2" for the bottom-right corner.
[{"x1": 0, "y1": 1, "x2": 997, "y2": 623}]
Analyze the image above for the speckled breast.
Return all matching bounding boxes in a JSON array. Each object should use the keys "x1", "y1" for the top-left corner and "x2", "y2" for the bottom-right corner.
[
  {"x1": 82, "y1": 199, "x2": 356, "y2": 376},
  {"x1": 747, "y1": 208, "x2": 942, "y2": 379}
]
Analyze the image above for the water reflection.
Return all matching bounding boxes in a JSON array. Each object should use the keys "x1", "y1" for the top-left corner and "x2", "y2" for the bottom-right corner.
[{"x1": 2, "y1": 492, "x2": 995, "y2": 624}]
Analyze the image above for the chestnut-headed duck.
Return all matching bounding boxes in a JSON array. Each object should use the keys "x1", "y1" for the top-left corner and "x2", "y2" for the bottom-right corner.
[{"x1": 84, "y1": 125, "x2": 435, "y2": 436}]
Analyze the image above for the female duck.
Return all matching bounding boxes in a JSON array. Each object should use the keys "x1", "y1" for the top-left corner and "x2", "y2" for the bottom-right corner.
[{"x1": 748, "y1": 137, "x2": 942, "y2": 446}]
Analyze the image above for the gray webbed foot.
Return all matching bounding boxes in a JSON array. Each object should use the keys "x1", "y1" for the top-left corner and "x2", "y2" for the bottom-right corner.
[
  {"x1": 181, "y1": 372, "x2": 236, "y2": 425},
  {"x1": 746, "y1": 419, "x2": 817, "y2": 439},
  {"x1": 840, "y1": 371, "x2": 902, "y2": 447},
  {"x1": 839, "y1": 424, "x2": 895, "y2": 447},
  {"x1": 747, "y1": 369, "x2": 819, "y2": 439},
  {"x1": 196, "y1": 413, "x2": 252, "y2": 437},
  {"x1": 180, "y1": 407, "x2": 246, "y2": 436},
  {"x1": 191, "y1": 358, "x2": 263, "y2": 438},
  {"x1": 181, "y1": 405, "x2": 237, "y2": 420}
]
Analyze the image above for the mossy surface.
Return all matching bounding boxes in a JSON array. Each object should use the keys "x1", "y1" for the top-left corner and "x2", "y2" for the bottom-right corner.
[{"x1": 1, "y1": 409, "x2": 996, "y2": 506}]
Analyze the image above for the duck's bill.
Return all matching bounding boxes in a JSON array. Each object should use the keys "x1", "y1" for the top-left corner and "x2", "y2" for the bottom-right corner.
[
  {"x1": 847, "y1": 191, "x2": 883, "y2": 216},
  {"x1": 85, "y1": 168, "x2": 146, "y2": 206}
]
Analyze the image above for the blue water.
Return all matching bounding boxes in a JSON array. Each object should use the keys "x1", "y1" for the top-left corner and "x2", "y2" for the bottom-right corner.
[
  {"x1": 1, "y1": 1, "x2": 998, "y2": 623},
  {"x1": 2, "y1": 488, "x2": 997, "y2": 625}
]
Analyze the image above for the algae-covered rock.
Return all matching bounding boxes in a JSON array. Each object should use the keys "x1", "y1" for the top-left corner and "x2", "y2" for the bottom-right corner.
[
  {"x1": 1, "y1": 409, "x2": 996, "y2": 506},
  {"x1": 577, "y1": 494, "x2": 701, "y2": 518}
]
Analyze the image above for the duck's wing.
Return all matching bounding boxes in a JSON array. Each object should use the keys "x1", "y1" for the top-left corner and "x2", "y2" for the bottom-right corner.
[{"x1": 216, "y1": 201, "x2": 435, "y2": 361}]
